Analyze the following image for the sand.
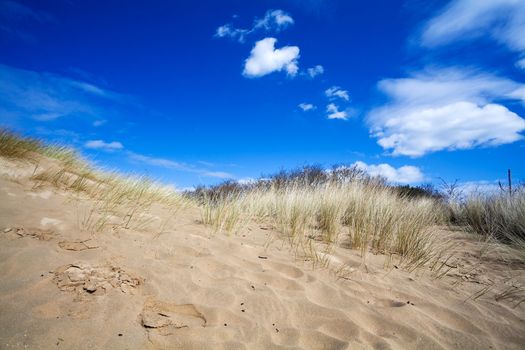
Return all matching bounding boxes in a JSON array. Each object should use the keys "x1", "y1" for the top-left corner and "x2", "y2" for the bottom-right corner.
[{"x1": 1, "y1": 156, "x2": 524, "y2": 349}]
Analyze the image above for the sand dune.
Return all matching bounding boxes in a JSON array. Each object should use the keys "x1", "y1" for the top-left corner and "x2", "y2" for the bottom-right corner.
[{"x1": 1, "y1": 157, "x2": 524, "y2": 349}]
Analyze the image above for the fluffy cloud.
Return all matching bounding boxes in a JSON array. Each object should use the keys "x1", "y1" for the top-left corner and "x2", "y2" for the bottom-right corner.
[
  {"x1": 85, "y1": 140, "x2": 123, "y2": 151},
  {"x1": 375, "y1": 102, "x2": 525, "y2": 156},
  {"x1": 326, "y1": 103, "x2": 348, "y2": 120},
  {"x1": 307, "y1": 65, "x2": 324, "y2": 78},
  {"x1": 420, "y1": 0, "x2": 525, "y2": 54},
  {"x1": 325, "y1": 86, "x2": 349, "y2": 101},
  {"x1": 353, "y1": 161, "x2": 424, "y2": 184},
  {"x1": 368, "y1": 68, "x2": 525, "y2": 156},
  {"x1": 298, "y1": 103, "x2": 315, "y2": 111},
  {"x1": 243, "y1": 38, "x2": 300, "y2": 78},
  {"x1": 215, "y1": 9, "x2": 294, "y2": 43}
]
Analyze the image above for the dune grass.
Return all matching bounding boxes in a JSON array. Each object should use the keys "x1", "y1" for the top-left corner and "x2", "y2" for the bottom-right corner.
[
  {"x1": 449, "y1": 188, "x2": 525, "y2": 260},
  {"x1": 1, "y1": 128, "x2": 193, "y2": 234},
  {"x1": 0, "y1": 129, "x2": 44, "y2": 159},
  {"x1": 196, "y1": 170, "x2": 449, "y2": 270}
]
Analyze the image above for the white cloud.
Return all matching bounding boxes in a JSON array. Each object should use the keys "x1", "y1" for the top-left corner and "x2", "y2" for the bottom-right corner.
[
  {"x1": 456, "y1": 180, "x2": 501, "y2": 196},
  {"x1": 307, "y1": 65, "x2": 324, "y2": 78},
  {"x1": 298, "y1": 103, "x2": 315, "y2": 111},
  {"x1": 237, "y1": 177, "x2": 257, "y2": 185},
  {"x1": 353, "y1": 161, "x2": 424, "y2": 184},
  {"x1": 243, "y1": 38, "x2": 300, "y2": 78},
  {"x1": 375, "y1": 102, "x2": 525, "y2": 156},
  {"x1": 420, "y1": 0, "x2": 525, "y2": 54},
  {"x1": 215, "y1": 9, "x2": 294, "y2": 43},
  {"x1": 325, "y1": 86, "x2": 349, "y2": 101},
  {"x1": 369, "y1": 67, "x2": 525, "y2": 156},
  {"x1": 254, "y1": 9, "x2": 294, "y2": 31},
  {"x1": 215, "y1": 24, "x2": 249, "y2": 42},
  {"x1": 85, "y1": 140, "x2": 123, "y2": 151},
  {"x1": 326, "y1": 103, "x2": 348, "y2": 120}
]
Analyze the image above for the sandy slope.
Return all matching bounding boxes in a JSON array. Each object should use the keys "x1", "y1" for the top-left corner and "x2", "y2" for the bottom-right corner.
[{"x1": 1, "y1": 157, "x2": 524, "y2": 350}]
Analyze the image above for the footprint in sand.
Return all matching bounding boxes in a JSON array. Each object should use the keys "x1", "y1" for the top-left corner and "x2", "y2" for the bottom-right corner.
[
  {"x1": 141, "y1": 298, "x2": 206, "y2": 336},
  {"x1": 53, "y1": 262, "x2": 142, "y2": 296},
  {"x1": 58, "y1": 239, "x2": 100, "y2": 251},
  {"x1": 5, "y1": 227, "x2": 55, "y2": 241}
]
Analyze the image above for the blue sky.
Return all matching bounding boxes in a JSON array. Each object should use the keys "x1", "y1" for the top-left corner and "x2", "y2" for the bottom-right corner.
[{"x1": 1, "y1": 0, "x2": 524, "y2": 190}]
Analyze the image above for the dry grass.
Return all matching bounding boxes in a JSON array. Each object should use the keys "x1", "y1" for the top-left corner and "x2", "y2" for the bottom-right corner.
[
  {"x1": 449, "y1": 188, "x2": 525, "y2": 259},
  {"x1": 0, "y1": 129, "x2": 43, "y2": 159},
  {"x1": 34, "y1": 167, "x2": 194, "y2": 234},
  {"x1": 198, "y1": 178, "x2": 448, "y2": 270},
  {"x1": 1, "y1": 128, "x2": 193, "y2": 234}
]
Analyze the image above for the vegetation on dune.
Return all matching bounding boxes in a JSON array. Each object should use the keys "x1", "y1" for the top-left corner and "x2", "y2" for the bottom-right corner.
[
  {"x1": 0, "y1": 128, "x2": 193, "y2": 234},
  {"x1": 193, "y1": 165, "x2": 450, "y2": 270},
  {"x1": 0, "y1": 129, "x2": 43, "y2": 159},
  {"x1": 1, "y1": 128, "x2": 523, "y2": 270},
  {"x1": 193, "y1": 164, "x2": 525, "y2": 268},
  {"x1": 449, "y1": 187, "x2": 525, "y2": 259}
]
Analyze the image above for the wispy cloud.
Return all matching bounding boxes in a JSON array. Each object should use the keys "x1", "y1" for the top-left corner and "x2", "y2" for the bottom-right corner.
[
  {"x1": 325, "y1": 86, "x2": 349, "y2": 101},
  {"x1": 127, "y1": 152, "x2": 190, "y2": 171},
  {"x1": 420, "y1": 0, "x2": 525, "y2": 54},
  {"x1": 254, "y1": 9, "x2": 294, "y2": 31},
  {"x1": 326, "y1": 103, "x2": 348, "y2": 120},
  {"x1": 0, "y1": 63, "x2": 125, "y2": 123},
  {"x1": 215, "y1": 9, "x2": 294, "y2": 43},
  {"x1": 243, "y1": 38, "x2": 300, "y2": 78},
  {"x1": 353, "y1": 161, "x2": 424, "y2": 184},
  {"x1": 298, "y1": 103, "x2": 316, "y2": 111},
  {"x1": 201, "y1": 171, "x2": 235, "y2": 179},
  {"x1": 368, "y1": 67, "x2": 525, "y2": 156},
  {"x1": 127, "y1": 152, "x2": 234, "y2": 179},
  {"x1": 85, "y1": 140, "x2": 124, "y2": 151},
  {"x1": 306, "y1": 65, "x2": 324, "y2": 78},
  {"x1": 215, "y1": 24, "x2": 249, "y2": 43}
]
